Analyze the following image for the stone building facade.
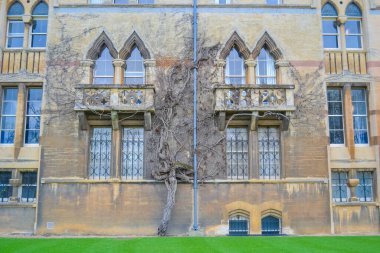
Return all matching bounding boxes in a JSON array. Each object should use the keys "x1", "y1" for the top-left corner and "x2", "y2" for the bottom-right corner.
[{"x1": 0, "y1": 0, "x2": 379, "y2": 236}]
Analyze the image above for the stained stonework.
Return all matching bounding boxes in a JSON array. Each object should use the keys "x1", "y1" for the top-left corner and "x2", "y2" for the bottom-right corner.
[{"x1": 0, "y1": 0, "x2": 379, "y2": 236}]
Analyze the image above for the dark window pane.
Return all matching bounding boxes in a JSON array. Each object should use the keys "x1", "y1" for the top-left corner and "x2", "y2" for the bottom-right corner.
[
  {"x1": 25, "y1": 130, "x2": 40, "y2": 144},
  {"x1": 32, "y1": 20, "x2": 48, "y2": 33},
  {"x1": 1, "y1": 130, "x2": 15, "y2": 144}
]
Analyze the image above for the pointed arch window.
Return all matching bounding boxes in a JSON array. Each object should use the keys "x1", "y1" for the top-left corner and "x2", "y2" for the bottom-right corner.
[
  {"x1": 225, "y1": 47, "x2": 245, "y2": 85},
  {"x1": 125, "y1": 47, "x2": 145, "y2": 85},
  {"x1": 6, "y1": 1, "x2": 25, "y2": 48},
  {"x1": 31, "y1": 1, "x2": 49, "y2": 48},
  {"x1": 93, "y1": 47, "x2": 114, "y2": 85},
  {"x1": 345, "y1": 3, "x2": 363, "y2": 49},
  {"x1": 322, "y1": 3, "x2": 339, "y2": 49},
  {"x1": 256, "y1": 48, "x2": 276, "y2": 85},
  {"x1": 229, "y1": 214, "x2": 249, "y2": 236}
]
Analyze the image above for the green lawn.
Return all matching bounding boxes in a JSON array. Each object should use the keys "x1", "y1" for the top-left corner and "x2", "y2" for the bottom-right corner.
[{"x1": 1, "y1": 236, "x2": 380, "y2": 253}]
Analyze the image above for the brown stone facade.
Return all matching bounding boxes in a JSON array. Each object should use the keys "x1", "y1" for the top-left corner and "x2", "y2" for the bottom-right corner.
[{"x1": 0, "y1": 0, "x2": 379, "y2": 236}]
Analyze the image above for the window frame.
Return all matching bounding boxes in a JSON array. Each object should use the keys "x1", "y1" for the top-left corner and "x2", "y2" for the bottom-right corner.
[
  {"x1": 93, "y1": 47, "x2": 115, "y2": 85},
  {"x1": 124, "y1": 47, "x2": 145, "y2": 86},
  {"x1": 0, "y1": 171, "x2": 13, "y2": 203},
  {"x1": 351, "y1": 87, "x2": 369, "y2": 146},
  {"x1": 258, "y1": 126, "x2": 281, "y2": 180},
  {"x1": 356, "y1": 170, "x2": 374, "y2": 202},
  {"x1": 345, "y1": 18, "x2": 363, "y2": 50},
  {"x1": 121, "y1": 127, "x2": 145, "y2": 180},
  {"x1": 29, "y1": 16, "x2": 48, "y2": 49},
  {"x1": 327, "y1": 87, "x2": 345, "y2": 146},
  {"x1": 0, "y1": 87, "x2": 19, "y2": 145},
  {"x1": 226, "y1": 127, "x2": 249, "y2": 180},
  {"x1": 225, "y1": 47, "x2": 246, "y2": 85},
  {"x1": 261, "y1": 215, "x2": 281, "y2": 235},
  {"x1": 331, "y1": 170, "x2": 350, "y2": 203},
  {"x1": 322, "y1": 18, "x2": 341, "y2": 50},
  {"x1": 256, "y1": 48, "x2": 277, "y2": 85},
  {"x1": 24, "y1": 87, "x2": 42, "y2": 146},
  {"x1": 20, "y1": 171, "x2": 37, "y2": 203},
  {"x1": 88, "y1": 126, "x2": 113, "y2": 180},
  {"x1": 6, "y1": 19, "x2": 24, "y2": 49}
]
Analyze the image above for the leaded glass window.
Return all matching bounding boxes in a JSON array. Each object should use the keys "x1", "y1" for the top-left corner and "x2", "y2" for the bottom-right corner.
[
  {"x1": 226, "y1": 128, "x2": 248, "y2": 180},
  {"x1": 351, "y1": 88, "x2": 368, "y2": 144},
  {"x1": 327, "y1": 88, "x2": 344, "y2": 145},
  {"x1": 256, "y1": 48, "x2": 276, "y2": 85},
  {"x1": 122, "y1": 128, "x2": 144, "y2": 180},
  {"x1": 0, "y1": 172, "x2": 12, "y2": 202},
  {"x1": 1, "y1": 88, "x2": 18, "y2": 144},
  {"x1": 89, "y1": 128, "x2": 112, "y2": 179},
  {"x1": 125, "y1": 47, "x2": 145, "y2": 85},
  {"x1": 356, "y1": 171, "x2": 373, "y2": 202},
  {"x1": 331, "y1": 171, "x2": 349, "y2": 202},
  {"x1": 31, "y1": 2, "x2": 48, "y2": 48},
  {"x1": 262, "y1": 216, "x2": 280, "y2": 235},
  {"x1": 25, "y1": 88, "x2": 42, "y2": 144},
  {"x1": 258, "y1": 127, "x2": 280, "y2": 180},
  {"x1": 322, "y1": 3, "x2": 339, "y2": 49},
  {"x1": 345, "y1": 3, "x2": 363, "y2": 49},
  {"x1": 225, "y1": 48, "x2": 245, "y2": 85},
  {"x1": 6, "y1": 2, "x2": 25, "y2": 49},
  {"x1": 21, "y1": 171, "x2": 37, "y2": 203},
  {"x1": 93, "y1": 47, "x2": 114, "y2": 85}
]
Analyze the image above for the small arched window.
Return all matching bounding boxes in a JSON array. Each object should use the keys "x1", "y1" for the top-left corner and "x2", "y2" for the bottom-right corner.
[
  {"x1": 6, "y1": 1, "x2": 25, "y2": 48},
  {"x1": 321, "y1": 3, "x2": 339, "y2": 49},
  {"x1": 256, "y1": 48, "x2": 276, "y2": 85},
  {"x1": 261, "y1": 215, "x2": 281, "y2": 235},
  {"x1": 225, "y1": 47, "x2": 245, "y2": 85},
  {"x1": 345, "y1": 3, "x2": 363, "y2": 49},
  {"x1": 229, "y1": 214, "x2": 249, "y2": 236},
  {"x1": 125, "y1": 47, "x2": 145, "y2": 85},
  {"x1": 31, "y1": 1, "x2": 49, "y2": 48},
  {"x1": 93, "y1": 47, "x2": 114, "y2": 85}
]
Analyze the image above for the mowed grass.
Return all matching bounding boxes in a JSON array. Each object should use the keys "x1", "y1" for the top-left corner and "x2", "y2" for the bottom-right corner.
[{"x1": 1, "y1": 236, "x2": 380, "y2": 253}]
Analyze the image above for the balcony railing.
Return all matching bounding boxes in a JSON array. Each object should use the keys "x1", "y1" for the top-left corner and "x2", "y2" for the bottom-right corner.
[
  {"x1": 214, "y1": 85, "x2": 295, "y2": 112},
  {"x1": 324, "y1": 50, "x2": 367, "y2": 75},
  {"x1": 74, "y1": 85, "x2": 155, "y2": 112},
  {"x1": 0, "y1": 49, "x2": 45, "y2": 75}
]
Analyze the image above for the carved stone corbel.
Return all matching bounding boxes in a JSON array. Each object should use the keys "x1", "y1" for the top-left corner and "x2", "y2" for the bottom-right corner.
[
  {"x1": 218, "y1": 112, "x2": 226, "y2": 131},
  {"x1": 78, "y1": 112, "x2": 88, "y2": 131},
  {"x1": 111, "y1": 111, "x2": 119, "y2": 130},
  {"x1": 144, "y1": 112, "x2": 152, "y2": 131}
]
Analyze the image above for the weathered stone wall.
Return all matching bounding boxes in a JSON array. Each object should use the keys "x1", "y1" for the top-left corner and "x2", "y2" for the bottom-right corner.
[{"x1": 0, "y1": 207, "x2": 36, "y2": 234}]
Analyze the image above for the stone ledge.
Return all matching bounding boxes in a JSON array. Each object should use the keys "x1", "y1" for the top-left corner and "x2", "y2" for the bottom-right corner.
[
  {"x1": 333, "y1": 202, "x2": 379, "y2": 207},
  {"x1": 56, "y1": 4, "x2": 315, "y2": 9},
  {"x1": 0, "y1": 203, "x2": 36, "y2": 208}
]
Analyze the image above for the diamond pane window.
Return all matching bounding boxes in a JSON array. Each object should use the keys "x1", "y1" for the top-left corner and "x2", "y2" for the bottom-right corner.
[
  {"x1": 256, "y1": 48, "x2": 276, "y2": 85},
  {"x1": 356, "y1": 171, "x2": 373, "y2": 202},
  {"x1": 327, "y1": 88, "x2": 344, "y2": 145},
  {"x1": 122, "y1": 128, "x2": 144, "y2": 180},
  {"x1": 225, "y1": 48, "x2": 245, "y2": 85},
  {"x1": 262, "y1": 216, "x2": 280, "y2": 235},
  {"x1": 258, "y1": 127, "x2": 280, "y2": 180},
  {"x1": 1, "y1": 88, "x2": 18, "y2": 144},
  {"x1": 226, "y1": 128, "x2": 248, "y2": 180},
  {"x1": 89, "y1": 128, "x2": 112, "y2": 179},
  {"x1": 0, "y1": 172, "x2": 12, "y2": 203},
  {"x1": 331, "y1": 171, "x2": 349, "y2": 202},
  {"x1": 351, "y1": 88, "x2": 368, "y2": 144},
  {"x1": 93, "y1": 47, "x2": 114, "y2": 85},
  {"x1": 125, "y1": 47, "x2": 145, "y2": 85},
  {"x1": 25, "y1": 88, "x2": 42, "y2": 144},
  {"x1": 21, "y1": 171, "x2": 37, "y2": 203}
]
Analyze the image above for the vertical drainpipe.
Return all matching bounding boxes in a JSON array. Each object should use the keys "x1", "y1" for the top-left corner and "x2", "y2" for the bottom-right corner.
[{"x1": 193, "y1": 0, "x2": 199, "y2": 231}]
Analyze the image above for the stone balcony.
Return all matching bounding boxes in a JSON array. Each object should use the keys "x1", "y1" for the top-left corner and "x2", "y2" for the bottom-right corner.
[
  {"x1": 214, "y1": 85, "x2": 295, "y2": 130},
  {"x1": 74, "y1": 85, "x2": 155, "y2": 130}
]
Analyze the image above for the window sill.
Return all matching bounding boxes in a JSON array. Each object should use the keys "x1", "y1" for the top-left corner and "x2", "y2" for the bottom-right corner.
[
  {"x1": 41, "y1": 177, "x2": 163, "y2": 184},
  {"x1": 0, "y1": 202, "x2": 36, "y2": 208},
  {"x1": 333, "y1": 202, "x2": 379, "y2": 207}
]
